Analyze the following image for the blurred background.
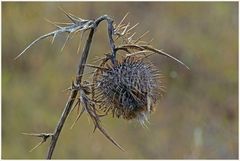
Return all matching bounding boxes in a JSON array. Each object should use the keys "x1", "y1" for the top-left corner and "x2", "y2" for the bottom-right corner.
[{"x1": 2, "y1": 2, "x2": 238, "y2": 159}]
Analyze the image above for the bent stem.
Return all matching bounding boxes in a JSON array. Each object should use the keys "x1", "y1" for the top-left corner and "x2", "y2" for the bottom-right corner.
[{"x1": 46, "y1": 14, "x2": 122, "y2": 159}]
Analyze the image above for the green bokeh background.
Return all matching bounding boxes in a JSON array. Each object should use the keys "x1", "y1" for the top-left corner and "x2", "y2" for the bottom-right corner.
[{"x1": 2, "y1": 2, "x2": 238, "y2": 159}]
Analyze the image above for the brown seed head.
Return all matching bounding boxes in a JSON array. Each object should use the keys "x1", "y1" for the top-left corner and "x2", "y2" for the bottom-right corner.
[{"x1": 94, "y1": 56, "x2": 165, "y2": 124}]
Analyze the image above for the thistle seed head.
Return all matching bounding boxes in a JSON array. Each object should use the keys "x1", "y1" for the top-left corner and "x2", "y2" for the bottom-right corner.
[{"x1": 94, "y1": 56, "x2": 165, "y2": 124}]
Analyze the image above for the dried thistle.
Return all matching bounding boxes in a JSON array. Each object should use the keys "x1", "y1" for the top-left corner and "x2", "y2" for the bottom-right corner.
[{"x1": 17, "y1": 9, "x2": 189, "y2": 158}]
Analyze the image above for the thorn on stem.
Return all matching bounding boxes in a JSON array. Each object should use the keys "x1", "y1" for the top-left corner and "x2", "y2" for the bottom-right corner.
[
  {"x1": 116, "y1": 12, "x2": 129, "y2": 31},
  {"x1": 22, "y1": 133, "x2": 53, "y2": 152}
]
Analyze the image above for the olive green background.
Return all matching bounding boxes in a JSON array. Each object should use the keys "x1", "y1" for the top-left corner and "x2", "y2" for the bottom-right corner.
[{"x1": 2, "y1": 2, "x2": 238, "y2": 159}]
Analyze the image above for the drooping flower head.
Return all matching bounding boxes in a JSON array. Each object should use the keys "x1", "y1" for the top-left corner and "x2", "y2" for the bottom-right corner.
[{"x1": 93, "y1": 56, "x2": 165, "y2": 125}]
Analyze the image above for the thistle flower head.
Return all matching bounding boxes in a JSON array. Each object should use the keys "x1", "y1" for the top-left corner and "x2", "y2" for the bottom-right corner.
[{"x1": 94, "y1": 56, "x2": 165, "y2": 124}]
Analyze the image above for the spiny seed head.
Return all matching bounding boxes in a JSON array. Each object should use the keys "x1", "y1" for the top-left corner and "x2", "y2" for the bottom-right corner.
[{"x1": 94, "y1": 56, "x2": 165, "y2": 124}]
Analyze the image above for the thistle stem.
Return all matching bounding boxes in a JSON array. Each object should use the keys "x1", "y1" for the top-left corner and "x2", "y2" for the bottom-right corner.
[
  {"x1": 46, "y1": 29, "x2": 95, "y2": 159},
  {"x1": 46, "y1": 15, "x2": 117, "y2": 159}
]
